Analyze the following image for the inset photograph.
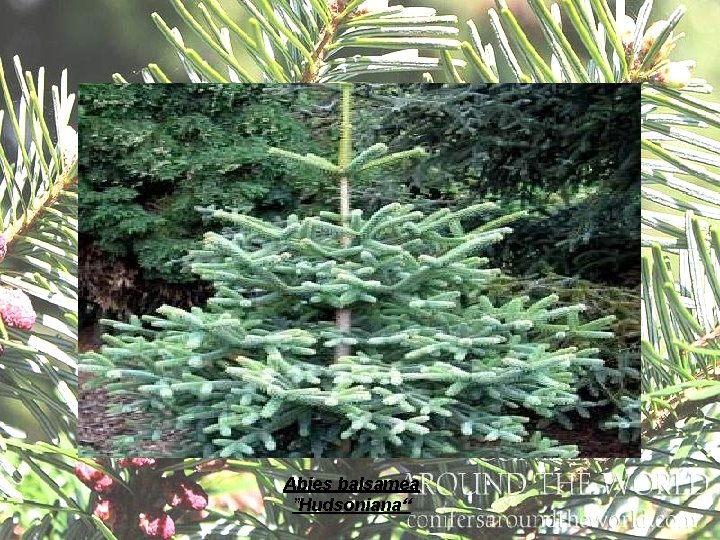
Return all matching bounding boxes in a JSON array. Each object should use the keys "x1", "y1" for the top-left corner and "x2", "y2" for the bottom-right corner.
[{"x1": 79, "y1": 83, "x2": 639, "y2": 458}]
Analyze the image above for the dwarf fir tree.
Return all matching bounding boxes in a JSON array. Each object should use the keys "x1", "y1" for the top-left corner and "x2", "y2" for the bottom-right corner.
[{"x1": 81, "y1": 85, "x2": 613, "y2": 458}]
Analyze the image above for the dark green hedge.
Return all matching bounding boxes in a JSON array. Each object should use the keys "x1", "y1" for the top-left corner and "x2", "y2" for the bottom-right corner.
[
  {"x1": 80, "y1": 83, "x2": 638, "y2": 291},
  {"x1": 79, "y1": 84, "x2": 336, "y2": 281}
]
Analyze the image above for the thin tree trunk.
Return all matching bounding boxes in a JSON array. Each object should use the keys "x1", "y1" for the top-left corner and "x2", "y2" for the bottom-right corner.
[{"x1": 335, "y1": 84, "x2": 352, "y2": 360}]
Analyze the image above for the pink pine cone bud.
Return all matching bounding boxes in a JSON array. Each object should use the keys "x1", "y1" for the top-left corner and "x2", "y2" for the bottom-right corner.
[
  {"x1": 164, "y1": 478, "x2": 209, "y2": 511},
  {"x1": 75, "y1": 461, "x2": 116, "y2": 494},
  {"x1": 0, "y1": 288, "x2": 36, "y2": 330},
  {"x1": 94, "y1": 498, "x2": 122, "y2": 528},
  {"x1": 119, "y1": 457, "x2": 157, "y2": 469},
  {"x1": 138, "y1": 512, "x2": 175, "y2": 539},
  {"x1": 0, "y1": 234, "x2": 6, "y2": 262}
]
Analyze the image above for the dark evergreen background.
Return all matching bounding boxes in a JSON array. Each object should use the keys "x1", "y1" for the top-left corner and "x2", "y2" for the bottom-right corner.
[{"x1": 79, "y1": 83, "x2": 639, "y2": 318}]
